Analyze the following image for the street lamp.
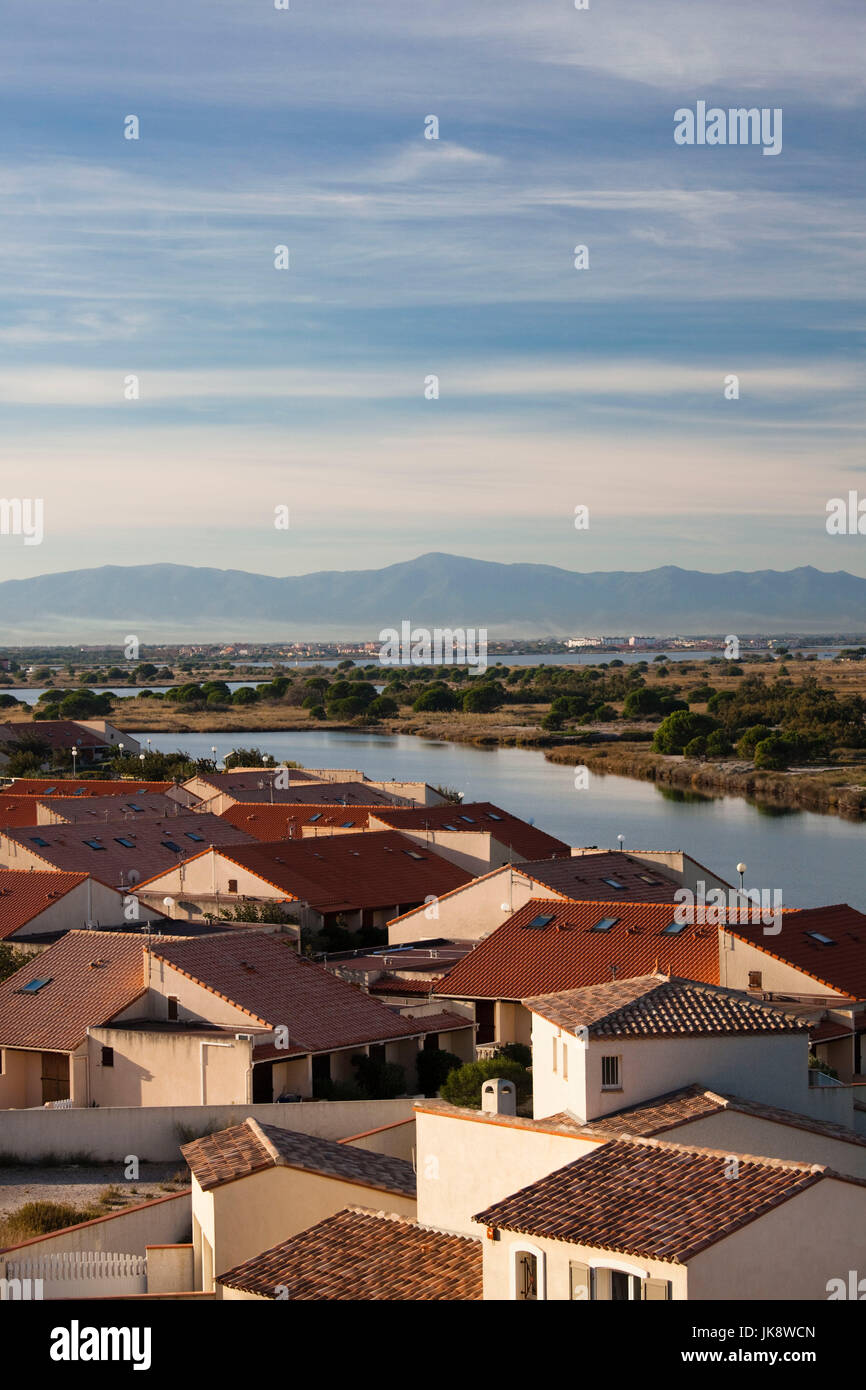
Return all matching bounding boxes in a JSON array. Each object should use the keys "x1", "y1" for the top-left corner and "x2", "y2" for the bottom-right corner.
[
  {"x1": 211, "y1": 745, "x2": 218, "y2": 769},
  {"x1": 737, "y1": 862, "x2": 747, "y2": 892},
  {"x1": 70, "y1": 746, "x2": 77, "y2": 775},
  {"x1": 617, "y1": 833, "x2": 625, "y2": 852}
]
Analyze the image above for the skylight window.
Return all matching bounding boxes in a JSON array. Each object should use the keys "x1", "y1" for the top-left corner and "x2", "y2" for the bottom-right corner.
[
  {"x1": 524, "y1": 913, "x2": 555, "y2": 929},
  {"x1": 442, "y1": 824, "x2": 459, "y2": 832},
  {"x1": 602, "y1": 878, "x2": 625, "y2": 890},
  {"x1": 84, "y1": 839, "x2": 106, "y2": 850},
  {"x1": 591, "y1": 916, "x2": 619, "y2": 932},
  {"x1": 404, "y1": 851, "x2": 425, "y2": 860},
  {"x1": 309, "y1": 813, "x2": 322, "y2": 823},
  {"x1": 161, "y1": 840, "x2": 183, "y2": 853},
  {"x1": 459, "y1": 815, "x2": 475, "y2": 824},
  {"x1": 662, "y1": 919, "x2": 687, "y2": 935},
  {"x1": 185, "y1": 832, "x2": 204, "y2": 842},
  {"x1": 488, "y1": 813, "x2": 503, "y2": 821},
  {"x1": 638, "y1": 874, "x2": 661, "y2": 884},
  {"x1": 43, "y1": 786, "x2": 56, "y2": 794},
  {"x1": 126, "y1": 803, "x2": 144, "y2": 813},
  {"x1": 17, "y1": 977, "x2": 52, "y2": 994},
  {"x1": 341, "y1": 821, "x2": 354, "y2": 829},
  {"x1": 74, "y1": 788, "x2": 86, "y2": 796},
  {"x1": 114, "y1": 837, "x2": 136, "y2": 849},
  {"x1": 805, "y1": 932, "x2": 835, "y2": 945},
  {"x1": 29, "y1": 836, "x2": 50, "y2": 847}
]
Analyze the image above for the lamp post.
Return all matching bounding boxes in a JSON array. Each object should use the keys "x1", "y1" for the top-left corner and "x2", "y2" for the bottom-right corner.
[
  {"x1": 617, "y1": 833, "x2": 625, "y2": 852},
  {"x1": 71, "y1": 746, "x2": 77, "y2": 776}
]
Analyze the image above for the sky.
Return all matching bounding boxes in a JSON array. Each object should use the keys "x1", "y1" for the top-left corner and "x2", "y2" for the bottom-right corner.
[{"x1": 0, "y1": 0, "x2": 864, "y2": 582}]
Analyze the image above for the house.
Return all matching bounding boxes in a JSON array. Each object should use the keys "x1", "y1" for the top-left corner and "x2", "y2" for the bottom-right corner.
[
  {"x1": 433, "y1": 898, "x2": 721, "y2": 1046},
  {"x1": 0, "y1": 721, "x2": 114, "y2": 768},
  {"x1": 184, "y1": 770, "x2": 409, "y2": 816},
  {"x1": 0, "y1": 812, "x2": 256, "y2": 891},
  {"x1": 181, "y1": 1118, "x2": 417, "y2": 1289},
  {"x1": 0, "y1": 928, "x2": 474, "y2": 1108},
  {"x1": 363, "y1": 802, "x2": 570, "y2": 876},
  {"x1": 322, "y1": 941, "x2": 474, "y2": 1011},
  {"x1": 521, "y1": 973, "x2": 837, "y2": 1126},
  {"x1": 215, "y1": 1207, "x2": 482, "y2": 1301},
  {"x1": 0, "y1": 869, "x2": 167, "y2": 949},
  {"x1": 389, "y1": 850, "x2": 686, "y2": 945},
  {"x1": 473, "y1": 1134, "x2": 866, "y2": 1300},
  {"x1": 136, "y1": 831, "x2": 474, "y2": 934}
]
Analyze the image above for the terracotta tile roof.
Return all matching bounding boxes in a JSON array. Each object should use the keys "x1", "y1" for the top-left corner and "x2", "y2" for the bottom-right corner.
[
  {"x1": 369, "y1": 973, "x2": 437, "y2": 996},
  {"x1": 220, "y1": 804, "x2": 372, "y2": 839},
  {"x1": 0, "y1": 869, "x2": 92, "y2": 941},
  {"x1": 474, "y1": 1136, "x2": 835, "y2": 1263},
  {"x1": 587, "y1": 1083, "x2": 866, "y2": 1148},
  {"x1": 515, "y1": 851, "x2": 683, "y2": 903},
  {"x1": 434, "y1": 899, "x2": 719, "y2": 1001},
  {"x1": 368, "y1": 803, "x2": 570, "y2": 861},
  {"x1": 200, "y1": 776, "x2": 399, "y2": 807},
  {"x1": 0, "y1": 721, "x2": 108, "y2": 752},
  {"x1": 0, "y1": 797, "x2": 45, "y2": 830},
  {"x1": 0, "y1": 929, "x2": 149, "y2": 1051},
  {"x1": 2, "y1": 812, "x2": 255, "y2": 889},
  {"x1": 217, "y1": 1206, "x2": 482, "y2": 1300},
  {"x1": 148, "y1": 931, "x2": 438, "y2": 1050},
  {"x1": 190, "y1": 770, "x2": 321, "y2": 793},
  {"x1": 183, "y1": 831, "x2": 472, "y2": 914},
  {"x1": 522, "y1": 974, "x2": 809, "y2": 1038},
  {"x1": 726, "y1": 904, "x2": 866, "y2": 1000},
  {"x1": 181, "y1": 1117, "x2": 416, "y2": 1196},
  {"x1": 4, "y1": 779, "x2": 175, "y2": 797},
  {"x1": 35, "y1": 794, "x2": 184, "y2": 822}
]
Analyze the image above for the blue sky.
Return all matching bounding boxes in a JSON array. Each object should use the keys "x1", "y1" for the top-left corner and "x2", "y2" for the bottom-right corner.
[{"x1": 0, "y1": 0, "x2": 863, "y2": 580}]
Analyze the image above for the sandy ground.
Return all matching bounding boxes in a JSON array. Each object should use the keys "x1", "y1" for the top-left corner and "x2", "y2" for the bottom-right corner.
[{"x1": 0, "y1": 1162, "x2": 187, "y2": 1219}]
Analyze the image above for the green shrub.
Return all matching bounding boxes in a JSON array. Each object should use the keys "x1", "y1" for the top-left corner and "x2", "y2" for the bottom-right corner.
[
  {"x1": 416, "y1": 1048, "x2": 463, "y2": 1097},
  {"x1": 439, "y1": 1057, "x2": 531, "y2": 1109}
]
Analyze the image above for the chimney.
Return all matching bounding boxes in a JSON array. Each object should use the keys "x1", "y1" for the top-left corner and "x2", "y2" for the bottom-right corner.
[{"x1": 481, "y1": 1078, "x2": 516, "y2": 1117}]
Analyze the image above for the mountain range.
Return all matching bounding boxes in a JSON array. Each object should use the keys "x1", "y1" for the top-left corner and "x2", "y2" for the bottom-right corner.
[{"x1": 0, "y1": 553, "x2": 864, "y2": 642}]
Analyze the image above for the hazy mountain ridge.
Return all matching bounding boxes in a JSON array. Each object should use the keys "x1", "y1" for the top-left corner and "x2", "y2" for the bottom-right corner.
[{"x1": 0, "y1": 553, "x2": 863, "y2": 641}]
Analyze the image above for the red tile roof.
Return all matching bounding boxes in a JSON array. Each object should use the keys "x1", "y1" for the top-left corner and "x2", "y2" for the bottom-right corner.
[
  {"x1": 2, "y1": 812, "x2": 255, "y2": 889},
  {"x1": 0, "y1": 721, "x2": 110, "y2": 752},
  {"x1": 523, "y1": 974, "x2": 809, "y2": 1038},
  {"x1": 199, "y1": 775, "x2": 398, "y2": 807},
  {"x1": 36, "y1": 794, "x2": 185, "y2": 822},
  {"x1": 182, "y1": 1118, "x2": 416, "y2": 1196},
  {"x1": 171, "y1": 831, "x2": 472, "y2": 914},
  {"x1": 368, "y1": 803, "x2": 570, "y2": 861},
  {"x1": 217, "y1": 1206, "x2": 482, "y2": 1300},
  {"x1": 474, "y1": 1136, "x2": 840, "y2": 1263},
  {"x1": 434, "y1": 899, "x2": 720, "y2": 1001},
  {"x1": 3, "y1": 779, "x2": 176, "y2": 797},
  {"x1": 515, "y1": 851, "x2": 683, "y2": 903},
  {"x1": 0, "y1": 869, "x2": 91, "y2": 941},
  {"x1": 726, "y1": 904, "x2": 866, "y2": 1000},
  {"x1": 148, "y1": 931, "x2": 444, "y2": 1051},
  {"x1": 0, "y1": 929, "x2": 149, "y2": 1050},
  {"x1": 220, "y1": 804, "x2": 372, "y2": 839},
  {"x1": 0, "y1": 797, "x2": 45, "y2": 830}
]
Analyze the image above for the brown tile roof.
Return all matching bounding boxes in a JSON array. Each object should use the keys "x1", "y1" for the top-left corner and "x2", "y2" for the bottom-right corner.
[
  {"x1": 368, "y1": 803, "x2": 570, "y2": 861},
  {"x1": 369, "y1": 974, "x2": 437, "y2": 996},
  {"x1": 3, "y1": 778, "x2": 175, "y2": 797},
  {"x1": 474, "y1": 1136, "x2": 835, "y2": 1263},
  {"x1": 0, "y1": 721, "x2": 109, "y2": 753},
  {"x1": 200, "y1": 775, "x2": 398, "y2": 807},
  {"x1": 220, "y1": 804, "x2": 372, "y2": 839},
  {"x1": 187, "y1": 769, "x2": 321, "y2": 794},
  {"x1": 0, "y1": 869, "x2": 91, "y2": 941},
  {"x1": 522, "y1": 974, "x2": 809, "y2": 1038},
  {"x1": 434, "y1": 899, "x2": 719, "y2": 1001},
  {"x1": 726, "y1": 904, "x2": 866, "y2": 1000},
  {"x1": 515, "y1": 851, "x2": 683, "y2": 903},
  {"x1": 0, "y1": 797, "x2": 46, "y2": 830},
  {"x1": 588, "y1": 1083, "x2": 866, "y2": 1149},
  {"x1": 3, "y1": 812, "x2": 255, "y2": 889},
  {"x1": 174, "y1": 831, "x2": 472, "y2": 914},
  {"x1": 217, "y1": 1206, "x2": 482, "y2": 1300},
  {"x1": 36, "y1": 794, "x2": 185, "y2": 822},
  {"x1": 0, "y1": 929, "x2": 149, "y2": 1051},
  {"x1": 181, "y1": 1118, "x2": 416, "y2": 1196},
  {"x1": 148, "y1": 931, "x2": 440, "y2": 1051}
]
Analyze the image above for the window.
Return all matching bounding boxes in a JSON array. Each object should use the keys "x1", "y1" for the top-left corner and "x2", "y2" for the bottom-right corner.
[
  {"x1": 227, "y1": 878, "x2": 238, "y2": 893},
  {"x1": 114, "y1": 837, "x2": 136, "y2": 849},
  {"x1": 161, "y1": 840, "x2": 182, "y2": 853},
  {"x1": 511, "y1": 1244, "x2": 545, "y2": 1300},
  {"x1": 661, "y1": 918, "x2": 687, "y2": 935},
  {"x1": 404, "y1": 850, "x2": 425, "y2": 860},
  {"x1": 524, "y1": 913, "x2": 554, "y2": 929},
  {"x1": 552, "y1": 1037, "x2": 558, "y2": 1073},
  {"x1": 84, "y1": 839, "x2": 106, "y2": 851},
  {"x1": 748, "y1": 970, "x2": 763, "y2": 990},
  {"x1": 488, "y1": 812, "x2": 503, "y2": 821},
  {"x1": 601, "y1": 1055, "x2": 621, "y2": 1089},
  {"x1": 16, "y1": 977, "x2": 52, "y2": 994},
  {"x1": 29, "y1": 836, "x2": 50, "y2": 847},
  {"x1": 309, "y1": 813, "x2": 322, "y2": 823},
  {"x1": 459, "y1": 815, "x2": 475, "y2": 824},
  {"x1": 805, "y1": 932, "x2": 834, "y2": 945},
  {"x1": 562, "y1": 1043, "x2": 568, "y2": 1080},
  {"x1": 572, "y1": 1262, "x2": 671, "y2": 1301},
  {"x1": 101, "y1": 1046, "x2": 114, "y2": 1067},
  {"x1": 185, "y1": 832, "x2": 204, "y2": 842},
  {"x1": 602, "y1": 878, "x2": 625, "y2": 890},
  {"x1": 591, "y1": 916, "x2": 619, "y2": 933},
  {"x1": 167, "y1": 996, "x2": 178, "y2": 1021},
  {"x1": 442, "y1": 823, "x2": 458, "y2": 831}
]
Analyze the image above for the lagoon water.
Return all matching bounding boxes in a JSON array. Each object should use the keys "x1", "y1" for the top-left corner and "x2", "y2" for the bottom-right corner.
[{"x1": 135, "y1": 728, "x2": 866, "y2": 912}]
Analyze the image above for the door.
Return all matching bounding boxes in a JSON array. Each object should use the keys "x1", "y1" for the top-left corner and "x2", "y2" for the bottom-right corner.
[
  {"x1": 40, "y1": 1052, "x2": 69, "y2": 1104},
  {"x1": 252, "y1": 1061, "x2": 273, "y2": 1103},
  {"x1": 476, "y1": 1000, "x2": 495, "y2": 1044}
]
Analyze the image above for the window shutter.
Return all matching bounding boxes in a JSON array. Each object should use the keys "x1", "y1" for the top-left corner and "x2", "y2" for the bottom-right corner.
[
  {"x1": 569, "y1": 1261, "x2": 592, "y2": 1301},
  {"x1": 642, "y1": 1277, "x2": 671, "y2": 1300}
]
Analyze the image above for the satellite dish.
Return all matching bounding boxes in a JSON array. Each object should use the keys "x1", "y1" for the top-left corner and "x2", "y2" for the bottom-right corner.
[{"x1": 127, "y1": 869, "x2": 141, "y2": 885}]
